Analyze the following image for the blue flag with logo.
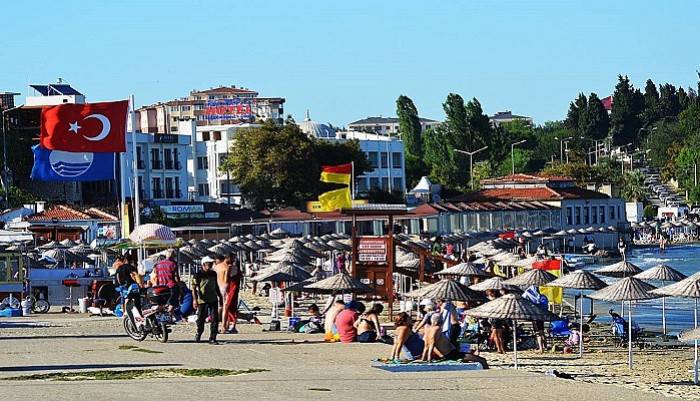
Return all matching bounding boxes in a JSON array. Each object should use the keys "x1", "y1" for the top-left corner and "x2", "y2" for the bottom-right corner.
[{"x1": 31, "y1": 145, "x2": 116, "y2": 181}]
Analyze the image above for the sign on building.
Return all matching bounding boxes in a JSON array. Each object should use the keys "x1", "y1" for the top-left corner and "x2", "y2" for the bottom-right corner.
[
  {"x1": 161, "y1": 204, "x2": 205, "y2": 219},
  {"x1": 204, "y1": 98, "x2": 255, "y2": 121}
]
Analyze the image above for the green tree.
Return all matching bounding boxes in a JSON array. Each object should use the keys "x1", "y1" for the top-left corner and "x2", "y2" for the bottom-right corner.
[
  {"x1": 641, "y1": 79, "x2": 660, "y2": 125},
  {"x1": 465, "y1": 98, "x2": 491, "y2": 150},
  {"x1": 583, "y1": 93, "x2": 610, "y2": 140},
  {"x1": 610, "y1": 75, "x2": 644, "y2": 146},
  {"x1": 679, "y1": 87, "x2": 691, "y2": 110},
  {"x1": 396, "y1": 95, "x2": 423, "y2": 158},
  {"x1": 564, "y1": 101, "x2": 579, "y2": 131},
  {"x1": 486, "y1": 124, "x2": 511, "y2": 172},
  {"x1": 470, "y1": 162, "x2": 493, "y2": 189},
  {"x1": 679, "y1": 103, "x2": 700, "y2": 141},
  {"x1": 659, "y1": 83, "x2": 681, "y2": 118},
  {"x1": 643, "y1": 120, "x2": 683, "y2": 169},
  {"x1": 674, "y1": 145, "x2": 700, "y2": 192},
  {"x1": 0, "y1": 186, "x2": 36, "y2": 209},
  {"x1": 422, "y1": 124, "x2": 458, "y2": 186},
  {"x1": 495, "y1": 148, "x2": 533, "y2": 176},
  {"x1": 443, "y1": 93, "x2": 471, "y2": 150},
  {"x1": 621, "y1": 170, "x2": 646, "y2": 202}
]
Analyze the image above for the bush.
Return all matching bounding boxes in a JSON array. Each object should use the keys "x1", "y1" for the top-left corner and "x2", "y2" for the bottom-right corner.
[{"x1": 643, "y1": 205, "x2": 657, "y2": 219}]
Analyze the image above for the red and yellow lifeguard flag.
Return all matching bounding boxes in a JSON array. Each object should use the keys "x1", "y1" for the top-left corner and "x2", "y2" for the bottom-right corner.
[
  {"x1": 320, "y1": 163, "x2": 352, "y2": 185},
  {"x1": 318, "y1": 163, "x2": 352, "y2": 211}
]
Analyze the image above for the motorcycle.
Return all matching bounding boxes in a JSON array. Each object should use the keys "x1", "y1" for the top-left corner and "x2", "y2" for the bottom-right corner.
[{"x1": 122, "y1": 285, "x2": 173, "y2": 343}]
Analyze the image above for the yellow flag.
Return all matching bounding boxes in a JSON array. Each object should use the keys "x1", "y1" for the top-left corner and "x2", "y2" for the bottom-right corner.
[
  {"x1": 320, "y1": 171, "x2": 351, "y2": 185},
  {"x1": 318, "y1": 187, "x2": 352, "y2": 212}
]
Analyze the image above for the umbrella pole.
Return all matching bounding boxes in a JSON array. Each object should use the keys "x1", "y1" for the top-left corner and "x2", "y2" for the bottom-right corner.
[
  {"x1": 695, "y1": 298, "x2": 698, "y2": 385},
  {"x1": 628, "y1": 300, "x2": 633, "y2": 369},
  {"x1": 579, "y1": 289, "x2": 584, "y2": 358},
  {"x1": 513, "y1": 319, "x2": 518, "y2": 369}
]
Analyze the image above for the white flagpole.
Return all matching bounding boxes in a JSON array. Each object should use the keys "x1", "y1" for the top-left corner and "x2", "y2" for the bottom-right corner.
[
  {"x1": 130, "y1": 95, "x2": 141, "y2": 229},
  {"x1": 351, "y1": 161, "x2": 355, "y2": 201}
]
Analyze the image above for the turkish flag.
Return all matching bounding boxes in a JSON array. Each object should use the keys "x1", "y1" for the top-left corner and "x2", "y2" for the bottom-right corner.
[{"x1": 40, "y1": 100, "x2": 128, "y2": 152}]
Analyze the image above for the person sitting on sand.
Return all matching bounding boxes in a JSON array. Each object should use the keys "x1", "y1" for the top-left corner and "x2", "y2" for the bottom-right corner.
[
  {"x1": 335, "y1": 301, "x2": 364, "y2": 343},
  {"x1": 324, "y1": 299, "x2": 345, "y2": 341},
  {"x1": 297, "y1": 303, "x2": 324, "y2": 334},
  {"x1": 420, "y1": 314, "x2": 443, "y2": 362},
  {"x1": 462, "y1": 348, "x2": 489, "y2": 369},
  {"x1": 413, "y1": 301, "x2": 436, "y2": 334},
  {"x1": 563, "y1": 325, "x2": 580, "y2": 353},
  {"x1": 390, "y1": 312, "x2": 423, "y2": 361},
  {"x1": 355, "y1": 303, "x2": 383, "y2": 343}
]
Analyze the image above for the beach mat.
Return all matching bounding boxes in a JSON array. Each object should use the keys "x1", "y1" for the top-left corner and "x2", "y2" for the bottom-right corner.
[{"x1": 371, "y1": 360, "x2": 483, "y2": 372}]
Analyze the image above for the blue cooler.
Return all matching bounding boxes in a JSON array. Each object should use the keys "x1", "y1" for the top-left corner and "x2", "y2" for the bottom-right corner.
[{"x1": 0, "y1": 308, "x2": 22, "y2": 317}]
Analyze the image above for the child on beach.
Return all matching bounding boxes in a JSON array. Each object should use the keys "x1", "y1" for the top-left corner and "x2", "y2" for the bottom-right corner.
[{"x1": 421, "y1": 314, "x2": 443, "y2": 362}]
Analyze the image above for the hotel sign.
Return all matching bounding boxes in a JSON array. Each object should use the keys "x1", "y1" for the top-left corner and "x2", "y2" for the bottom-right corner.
[
  {"x1": 204, "y1": 98, "x2": 255, "y2": 121},
  {"x1": 357, "y1": 237, "x2": 388, "y2": 263},
  {"x1": 161, "y1": 204, "x2": 204, "y2": 214}
]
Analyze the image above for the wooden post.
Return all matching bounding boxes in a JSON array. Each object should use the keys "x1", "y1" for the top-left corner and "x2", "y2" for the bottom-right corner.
[
  {"x1": 387, "y1": 215, "x2": 395, "y2": 320},
  {"x1": 351, "y1": 214, "x2": 357, "y2": 277}
]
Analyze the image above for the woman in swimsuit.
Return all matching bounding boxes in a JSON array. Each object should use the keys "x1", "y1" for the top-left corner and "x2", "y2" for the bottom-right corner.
[{"x1": 355, "y1": 303, "x2": 383, "y2": 342}]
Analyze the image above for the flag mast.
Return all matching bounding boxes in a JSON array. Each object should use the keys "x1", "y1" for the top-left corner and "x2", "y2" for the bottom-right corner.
[
  {"x1": 351, "y1": 161, "x2": 355, "y2": 201},
  {"x1": 130, "y1": 94, "x2": 141, "y2": 229}
]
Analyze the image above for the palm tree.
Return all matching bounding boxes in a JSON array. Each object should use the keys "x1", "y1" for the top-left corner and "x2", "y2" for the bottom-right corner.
[{"x1": 621, "y1": 171, "x2": 646, "y2": 202}]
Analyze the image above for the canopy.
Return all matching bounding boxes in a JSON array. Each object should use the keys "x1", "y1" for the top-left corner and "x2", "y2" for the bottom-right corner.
[
  {"x1": 302, "y1": 272, "x2": 373, "y2": 294},
  {"x1": 548, "y1": 271, "x2": 607, "y2": 290},
  {"x1": 404, "y1": 279, "x2": 484, "y2": 302},
  {"x1": 595, "y1": 260, "x2": 643, "y2": 278},
  {"x1": 435, "y1": 262, "x2": 491, "y2": 277},
  {"x1": 503, "y1": 269, "x2": 557, "y2": 287},
  {"x1": 0, "y1": 229, "x2": 33, "y2": 243},
  {"x1": 129, "y1": 223, "x2": 176, "y2": 245},
  {"x1": 636, "y1": 264, "x2": 688, "y2": 283}
]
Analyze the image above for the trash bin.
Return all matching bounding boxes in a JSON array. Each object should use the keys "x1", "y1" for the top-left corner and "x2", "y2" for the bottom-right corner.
[
  {"x1": 78, "y1": 297, "x2": 89, "y2": 313},
  {"x1": 21, "y1": 300, "x2": 32, "y2": 316}
]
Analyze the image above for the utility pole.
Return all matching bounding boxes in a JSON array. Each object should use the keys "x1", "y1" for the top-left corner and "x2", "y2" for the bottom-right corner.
[
  {"x1": 555, "y1": 136, "x2": 572, "y2": 163},
  {"x1": 454, "y1": 146, "x2": 488, "y2": 190}
]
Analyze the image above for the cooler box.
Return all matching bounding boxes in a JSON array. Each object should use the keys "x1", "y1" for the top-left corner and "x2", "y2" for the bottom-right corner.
[{"x1": 0, "y1": 308, "x2": 22, "y2": 317}]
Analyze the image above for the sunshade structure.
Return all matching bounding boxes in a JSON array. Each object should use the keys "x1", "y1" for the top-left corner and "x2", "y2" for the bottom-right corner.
[
  {"x1": 635, "y1": 264, "x2": 687, "y2": 334},
  {"x1": 0, "y1": 229, "x2": 32, "y2": 243},
  {"x1": 326, "y1": 240, "x2": 351, "y2": 252},
  {"x1": 270, "y1": 227, "x2": 289, "y2": 238},
  {"x1": 503, "y1": 269, "x2": 557, "y2": 287},
  {"x1": 302, "y1": 272, "x2": 373, "y2": 294},
  {"x1": 404, "y1": 279, "x2": 485, "y2": 302},
  {"x1": 589, "y1": 277, "x2": 659, "y2": 369},
  {"x1": 469, "y1": 277, "x2": 519, "y2": 292},
  {"x1": 466, "y1": 294, "x2": 557, "y2": 369},
  {"x1": 548, "y1": 271, "x2": 608, "y2": 357},
  {"x1": 128, "y1": 223, "x2": 177, "y2": 246},
  {"x1": 652, "y1": 272, "x2": 700, "y2": 384},
  {"x1": 59, "y1": 238, "x2": 77, "y2": 247},
  {"x1": 281, "y1": 277, "x2": 319, "y2": 293},
  {"x1": 435, "y1": 262, "x2": 491, "y2": 278},
  {"x1": 595, "y1": 260, "x2": 643, "y2": 278},
  {"x1": 253, "y1": 262, "x2": 312, "y2": 283}
]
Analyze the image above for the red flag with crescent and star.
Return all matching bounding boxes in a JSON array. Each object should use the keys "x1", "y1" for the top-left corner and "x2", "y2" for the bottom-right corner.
[{"x1": 40, "y1": 100, "x2": 129, "y2": 152}]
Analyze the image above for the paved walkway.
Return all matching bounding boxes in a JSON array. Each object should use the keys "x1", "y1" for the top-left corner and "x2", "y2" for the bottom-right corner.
[{"x1": 0, "y1": 315, "x2": 681, "y2": 401}]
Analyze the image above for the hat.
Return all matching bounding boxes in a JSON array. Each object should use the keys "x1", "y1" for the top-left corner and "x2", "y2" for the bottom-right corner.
[
  {"x1": 201, "y1": 256, "x2": 215, "y2": 264},
  {"x1": 419, "y1": 298, "x2": 435, "y2": 307}
]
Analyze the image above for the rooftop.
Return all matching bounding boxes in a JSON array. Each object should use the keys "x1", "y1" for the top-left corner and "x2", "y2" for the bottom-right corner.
[
  {"x1": 489, "y1": 111, "x2": 531, "y2": 120},
  {"x1": 190, "y1": 86, "x2": 258, "y2": 96},
  {"x1": 27, "y1": 205, "x2": 118, "y2": 223},
  {"x1": 29, "y1": 84, "x2": 83, "y2": 96},
  {"x1": 348, "y1": 116, "x2": 438, "y2": 125},
  {"x1": 451, "y1": 186, "x2": 609, "y2": 203},
  {"x1": 481, "y1": 173, "x2": 573, "y2": 186}
]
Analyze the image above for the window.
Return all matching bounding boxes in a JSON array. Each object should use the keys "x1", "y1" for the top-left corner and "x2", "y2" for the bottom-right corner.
[
  {"x1": 194, "y1": 104, "x2": 204, "y2": 110},
  {"x1": 369, "y1": 177, "x2": 380, "y2": 189},
  {"x1": 356, "y1": 177, "x2": 368, "y2": 192},
  {"x1": 220, "y1": 180, "x2": 237, "y2": 194},
  {"x1": 600, "y1": 207, "x2": 606, "y2": 224},
  {"x1": 171, "y1": 126, "x2": 178, "y2": 132},
  {"x1": 164, "y1": 149, "x2": 173, "y2": 169},
  {"x1": 566, "y1": 207, "x2": 573, "y2": 225},
  {"x1": 381, "y1": 177, "x2": 389, "y2": 190},
  {"x1": 617, "y1": 206, "x2": 621, "y2": 220},
  {"x1": 218, "y1": 153, "x2": 229, "y2": 165},
  {"x1": 152, "y1": 178, "x2": 162, "y2": 198},
  {"x1": 181, "y1": 105, "x2": 191, "y2": 111},
  {"x1": 609, "y1": 206, "x2": 615, "y2": 220},
  {"x1": 392, "y1": 152, "x2": 402, "y2": 168},
  {"x1": 392, "y1": 177, "x2": 403, "y2": 191},
  {"x1": 201, "y1": 131, "x2": 210, "y2": 141},
  {"x1": 592, "y1": 206, "x2": 598, "y2": 224},
  {"x1": 208, "y1": 95, "x2": 215, "y2": 100},
  {"x1": 198, "y1": 183, "x2": 209, "y2": 197},
  {"x1": 197, "y1": 156, "x2": 208, "y2": 170},
  {"x1": 368, "y1": 152, "x2": 379, "y2": 169},
  {"x1": 174, "y1": 177, "x2": 181, "y2": 198},
  {"x1": 151, "y1": 149, "x2": 162, "y2": 169},
  {"x1": 213, "y1": 131, "x2": 221, "y2": 141},
  {"x1": 380, "y1": 152, "x2": 388, "y2": 168},
  {"x1": 575, "y1": 207, "x2": 581, "y2": 225},
  {"x1": 170, "y1": 106, "x2": 179, "y2": 112},
  {"x1": 165, "y1": 177, "x2": 174, "y2": 198},
  {"x1": 583, "y1": 207, "x2": 590, "y2": 225}
]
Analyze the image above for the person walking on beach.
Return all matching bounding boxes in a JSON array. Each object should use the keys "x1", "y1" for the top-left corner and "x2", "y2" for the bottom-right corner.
[
  {"x1": 223, "y1": 253, "x2": 241, "y2": 334},
  {"x1": 192, "y1": 257, "x2": 221, "y2": 344},
  {"x1": 213, "y1": 254, "x2": 229, "y2": 330}
]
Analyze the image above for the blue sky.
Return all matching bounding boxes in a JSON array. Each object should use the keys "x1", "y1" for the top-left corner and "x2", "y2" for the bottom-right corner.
[{"x1": 2, "y1": 1, "x2": 699, "y2": 126}]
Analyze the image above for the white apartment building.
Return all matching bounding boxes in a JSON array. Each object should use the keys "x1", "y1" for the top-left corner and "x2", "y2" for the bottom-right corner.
[
  {"x1": 299, "y1": 115, "x2": 406, "y2": 194},
  {"x1": 347, "y1": 116, "x2": 439, "y2": 136}
]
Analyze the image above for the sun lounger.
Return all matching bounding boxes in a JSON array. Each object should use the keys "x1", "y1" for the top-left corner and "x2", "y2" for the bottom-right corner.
[{"x1": 371, "y1": 360, "x2": 483, "y2": 372}]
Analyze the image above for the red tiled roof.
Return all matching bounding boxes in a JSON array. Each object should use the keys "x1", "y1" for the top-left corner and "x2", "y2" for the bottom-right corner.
[
  {"x1": 555, "y1": 187, "x2": 610, "y2": 199},
  {"x1": 455, "y1": 188, "x2": 561, "y2": 202},
  {"x1": 27, "y1": 205, "x2": 118, "y2": 222},
  {"x1": 481, "y1": 173, "x2": 573, "y2": 185},
  {"x1": 263, "y1": 208, "x2": 314, "y2": 221}
]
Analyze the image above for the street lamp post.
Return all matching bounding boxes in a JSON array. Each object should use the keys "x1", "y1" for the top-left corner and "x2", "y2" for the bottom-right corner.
[
  {"x1": 1, "y1": 104, "x2": 23, "y2": 208},
  {"x1": 511, "y1": 140, "x2": 527, "y2": 175},
  {"x1": 454, "y1": 146, "x2": 488, "y2": 190},
  {"x1": 555, "y1": 136, "x2": 573, "y2": 163}
]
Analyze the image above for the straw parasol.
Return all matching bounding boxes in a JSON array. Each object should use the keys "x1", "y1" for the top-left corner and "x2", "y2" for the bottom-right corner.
[
  {"x1": 595, "y1": 260, "x2": 643, "y2": 278},
  {"x1": 302, "y1": 272, "x2": 373, "y2": 294},
  {"x1": 469, "y1": 277, "x2": 519, "y2": 292},
  {"x1": 652, "y1": 272, "x2": 700, "y2": 384},
  {"x1": 503, "y1": 269, "x2": 557, "y2": 287},
  {"x1": 466, "y1": 294, "x2": 557, "y2": 368},
  {"x1": 404, "y1": 279, "x2": 485, "y2": 302},
  {"x1": 253, "y1": 263, "x2": 311, "y2": 283},
  {"x1": 589, "y1": 277, "x2": 659, "y2": 369},
  {"x1": 636, "y1": 264, "x2": 687, "y2": 335},
  {"x1": 548, "y1": 271, "x2": 608, "y2": 357},
  {"x1": 435, "y1": 262, "x2": 491, "y2": 278}
]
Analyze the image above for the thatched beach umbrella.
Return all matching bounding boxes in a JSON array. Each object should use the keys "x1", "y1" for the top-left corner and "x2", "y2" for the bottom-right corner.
[
  {"x1": 595, "y1": 260, "x2": 643, "y2": 278},
  {"x1": 466, "y1": 293, "x2": 557, "y2": 369},
  {"x1": 548, "y1": 271, "x2": 608, "y2": 357},
  {"x1": 589, "y1": 277, "x2": 659, "y2": 369},
  {"x1": 435, "y1": 262, "x2": 491, "y2": 278},
  {"x1": 635, "y1": 264, "x2": 687, "y2": 334},
  {"x1": 652, "y1": 272, "x2": 700, "y2": 384},
  {"x1": 469, "y1": 277, "x2": 519, "y2": 292},
  {"x1": 503, "y1": 269, "x2": 557, "y2": 287},
  {"x1": 302, "y1": 272, "x2": 373, "y2": 294},
  {"x1": 404, "y1": 279, "x2": 485, "y2": 302}
]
